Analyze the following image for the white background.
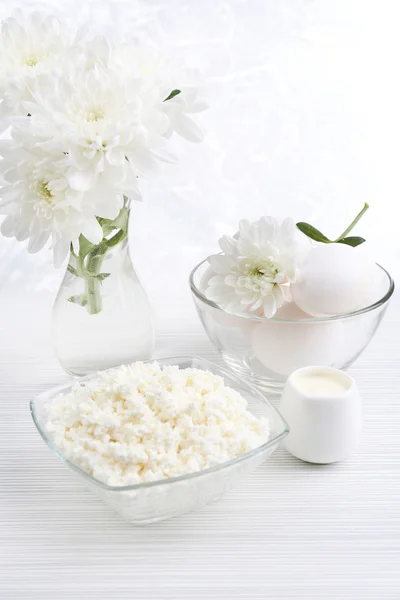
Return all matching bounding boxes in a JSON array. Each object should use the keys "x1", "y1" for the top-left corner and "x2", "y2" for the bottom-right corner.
[{"x1": 0, "y1": 0, "x2": 399, "y2": 321}]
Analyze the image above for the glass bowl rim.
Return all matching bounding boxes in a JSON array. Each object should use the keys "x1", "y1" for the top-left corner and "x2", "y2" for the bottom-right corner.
[
  {"x1": 30, "y1": 355, "x2": 289, "y2": 493},
  {"x1": 189, "y1": 257, "x2": 395, "y2": 323}
]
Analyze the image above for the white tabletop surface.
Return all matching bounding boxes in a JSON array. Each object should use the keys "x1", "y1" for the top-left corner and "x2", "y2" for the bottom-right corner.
[{"x1": 1, "y1": 285, "x2": 399, "y2": 600}]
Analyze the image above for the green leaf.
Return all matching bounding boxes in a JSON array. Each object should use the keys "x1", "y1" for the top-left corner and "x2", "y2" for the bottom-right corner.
[
  {"x1": 112, "y1": 206, "x2": 129, "y2": 230},
  {"x1": 97, "y1": 218, "x2": 118, "y2": 237},
  {"x1": 77, "y1": 235, "x2": 96, "y2": 259},
  {"x1": 67, "y1": 264, "x2": 79, "y2": 277},
  {"x1": 69, "y1": 243, "x2": 78, "y2": 259},
  {"x1": 67, "y1": 294, "x2": 88, "y2": 307},
  {"x1": 95, "y1": 272, "x2": 111, "y2": 282},
  {"x1": 296, "y1": 222, "x2": 332, "y2": 244},
  {"x1": 163, "y1": 89, "x2": 181, "y2": 102},
  {"x1": 98, "y1": 205, "x2": 130, "y2": 239},
  {"x1": 337, "y1": 236, "x2": 366, "y2": 247}
]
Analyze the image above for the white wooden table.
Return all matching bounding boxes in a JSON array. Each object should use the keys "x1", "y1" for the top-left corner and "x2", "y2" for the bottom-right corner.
[{"x1": 1, "y1": 283, "x2": 399, "y2": 600}]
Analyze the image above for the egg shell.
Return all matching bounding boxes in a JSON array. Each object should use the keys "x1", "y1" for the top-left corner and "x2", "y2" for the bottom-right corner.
[
  {"x1": 291, "y1": 243, "x2": 376, "y2": 317},
  {"x1": 273, "y1": 302, "x2": 311, "y2": 320},
  {"x1": 358, "y1": 261, "x2": 390, "y2": 308},
  {"x1": 251, "y1": 317, "x2": 344, "y2": 376}
]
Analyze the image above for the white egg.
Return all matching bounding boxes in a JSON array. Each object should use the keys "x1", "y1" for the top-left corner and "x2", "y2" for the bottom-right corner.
[
  {"x1": 273, "y1": 302, "x2": 311, "y2": 320},
  {"x1": 359, "y1": 261, "x2": 391, "y2": 307},
  {"x1": 291, "y1": 243, "x2": 376, "y2": 317},
  {"x1": 251, "y1": 317, "x2": 344, "y2": 376}
]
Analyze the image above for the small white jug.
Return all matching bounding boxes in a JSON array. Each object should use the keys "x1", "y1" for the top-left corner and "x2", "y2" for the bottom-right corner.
[{"x1": 279, "y1": 366, "x2": 362, "y2": 464}]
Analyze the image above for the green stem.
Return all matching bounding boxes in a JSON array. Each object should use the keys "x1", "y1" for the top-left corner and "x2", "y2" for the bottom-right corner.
[
  {"x1": 334, "y1": 202, "x2": 369, "y2": 242},
  {"x1": 85, "y1": 277, "x2": 102, "y2": 315},
  {"x1": 68, "y1": 201, "x2": 130, "y2": 315},
  {"x1": 106, "y1": 228, "x2": 127, "y2": 248},
  {"x1": 82, "y1": 231, "x2": 128, "y2": 315},
  {"x1": 67, "y1": 264, "x2": 78, "y2": 277},
  {"x1": 76, "y1": 254, "x2": 86, "y2": 278},
  {"x1": 84, "y1": 247, "x2": 106, "y2": 315}
]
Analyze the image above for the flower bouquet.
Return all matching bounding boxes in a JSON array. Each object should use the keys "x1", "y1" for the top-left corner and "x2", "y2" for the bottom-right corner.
[{"x1": 0, "y1": 11, "x2": 206, "y2": 374}]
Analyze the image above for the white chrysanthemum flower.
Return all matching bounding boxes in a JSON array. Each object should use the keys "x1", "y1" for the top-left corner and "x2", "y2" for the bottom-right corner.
[
  {"x1": 206, "y1": 217, "x2": 306, "y2": 318},
  {"x1": 0, "y1": 10, "x2": 77, "y2": 126},
  {"x1": 0, "y1": 142, "x2": 103, "y2": 266},
  {"x1": 0, "y1": 13, "x2": 206, "y2": 266},
  {"x1": 74, "y1": 36, "x2": 207, "y2": 143},
  {"x1": 16, "y1": 66, "x2": 173, "y2": 211},
  {"x1": 162, "y1": 87, "x2": 207, "y2": 142}
]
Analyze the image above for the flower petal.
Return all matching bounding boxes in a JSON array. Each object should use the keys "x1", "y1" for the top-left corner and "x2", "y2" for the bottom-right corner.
[
  {"x1": 172, "y1": 114, "x2": 205, "y2": 143},
  {"x1": 0, "y1": 216, "x2": 16, "y2": 237},
  {"x1": 27, "y1": 229, "x2": 51, "y2": 253},
  {"x1": 67, "y1": 168, "x2": 98, "y2": 191}
]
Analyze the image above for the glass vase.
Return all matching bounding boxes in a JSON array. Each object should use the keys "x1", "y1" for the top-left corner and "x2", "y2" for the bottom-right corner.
[{"x1": 52, "y1": 203, "x2": 155, "y2": 376}]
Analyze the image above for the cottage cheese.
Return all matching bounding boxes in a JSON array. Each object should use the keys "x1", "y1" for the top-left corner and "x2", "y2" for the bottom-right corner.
[{"x1": 45, "y1": 362, "x2": 270, "y2": 487}]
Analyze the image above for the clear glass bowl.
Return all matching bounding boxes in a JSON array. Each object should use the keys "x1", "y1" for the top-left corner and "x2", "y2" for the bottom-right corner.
[
  {"x1": 30, "y1": 356, "x2": 288, "y2": 525},
  {"x1": 190, "y1": 259, "x2": 395, "y2": 395}
]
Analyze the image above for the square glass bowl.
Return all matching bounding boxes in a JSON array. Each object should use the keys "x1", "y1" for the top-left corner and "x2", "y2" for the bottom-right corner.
[{"x1": 31, "y1": 356, "x2": 288, "y2": 525}]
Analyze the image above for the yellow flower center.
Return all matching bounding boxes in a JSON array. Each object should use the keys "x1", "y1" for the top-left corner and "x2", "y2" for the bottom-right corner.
[
  {"x1": 25, "y1": 55, "x2": 40, "y2": 67},
  {"x1": 33, "y1": 179, "x2": 53, "y2": 204},
  {"x1": 248, "y1": 266, "x2": 264, "y2": 278},
  {"x1": 85, "y1": 108, "x2": 105, "y2": 122}
]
